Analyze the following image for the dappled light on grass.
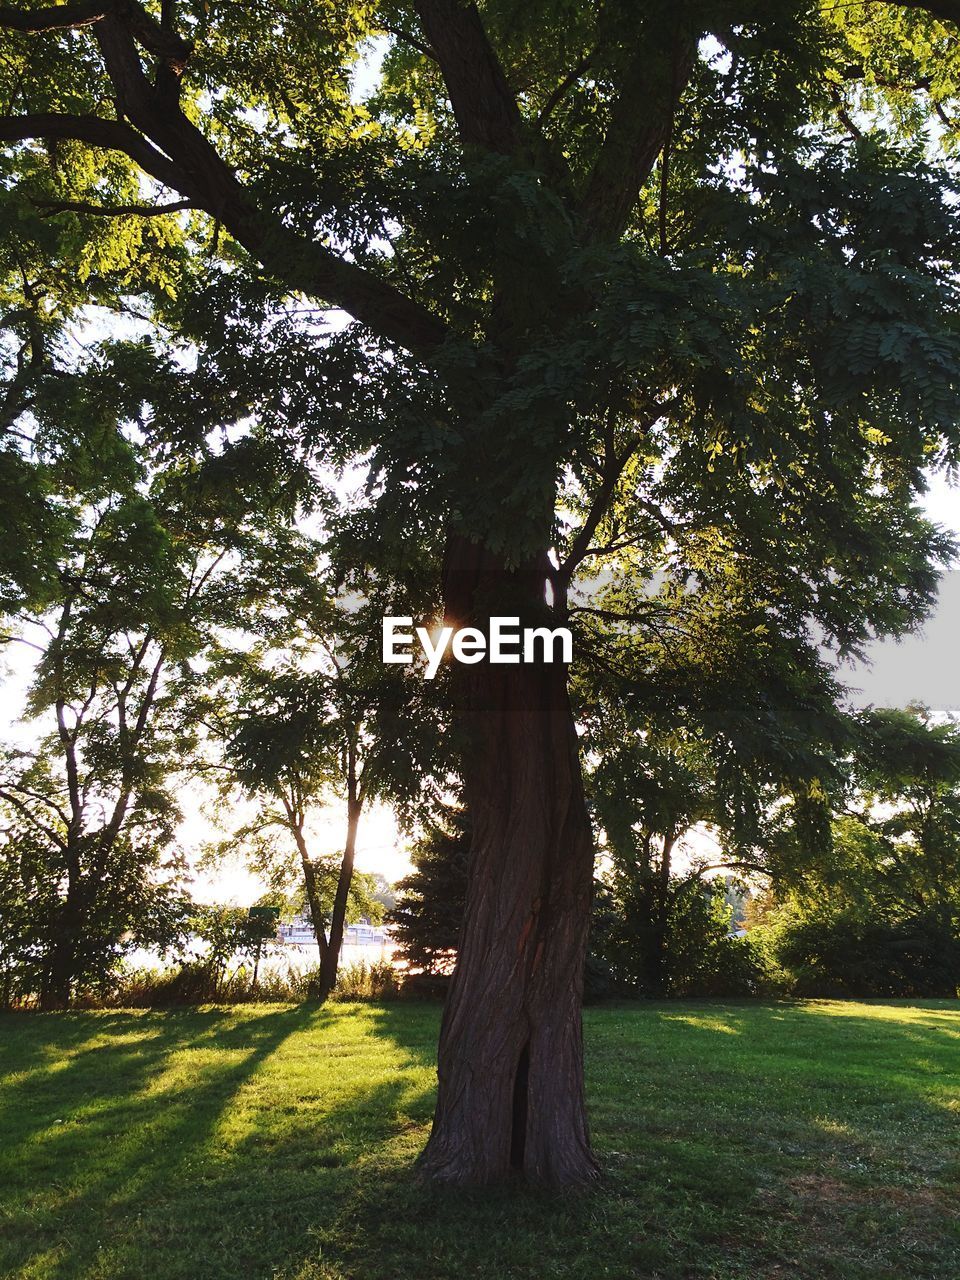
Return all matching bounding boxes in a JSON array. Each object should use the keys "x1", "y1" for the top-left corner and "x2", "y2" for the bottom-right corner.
[
  {"x1": 0, "y1": 1001, "x2": 959, "y2": 1279},
  {"x1": 655, "y1": 1011, "x2": 743, "y2": 1035}
]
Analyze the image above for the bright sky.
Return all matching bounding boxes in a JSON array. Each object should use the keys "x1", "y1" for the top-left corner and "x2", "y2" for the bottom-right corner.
[
  {"x1": 185, "y1": 795, "x2": 412, "y2": 905},
  {"x1": 840, "y1": 472, "x2": 960, "y2": 712}
]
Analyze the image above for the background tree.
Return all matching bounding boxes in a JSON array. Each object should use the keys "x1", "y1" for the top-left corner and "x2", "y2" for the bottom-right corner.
[
  {"x1": 3, "y1": 0, "x2": 960, "y2": 1182},
  {"x1": 0, "y1": 444, "x2": 196, "y2": 1007},
  {"x1": 208, "y1": 589, "x2": 441, "y2": 998},
  {"x1": 576, "y1": 559, "x2": 848, "y2": 993},
  {"x1": 389, "y1": 802, "x2": 471, "y2": 978},
  {"x1": 0, "y1": 329, "x2": 312, "y2": 1008},
  {"x1": 757, "y1": 706, "x2": 960, "y2": 995}
]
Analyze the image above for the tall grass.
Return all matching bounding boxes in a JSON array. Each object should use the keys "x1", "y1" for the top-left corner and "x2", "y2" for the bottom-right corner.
[{"x1": 78, "y1": 956, "x2": 401, "y2": 1007}]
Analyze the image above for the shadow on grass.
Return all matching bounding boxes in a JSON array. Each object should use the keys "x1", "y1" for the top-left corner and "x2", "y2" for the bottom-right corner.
[
  {"x1": 1, "y1": 999, "x2": 958, "y2": 1280},
  {"x1": 272, "y1": 999, "x2": 960, "y2": 1280},
  {"x1": 1, "y1": 1005, "x2": 360, "y2": 1279}
]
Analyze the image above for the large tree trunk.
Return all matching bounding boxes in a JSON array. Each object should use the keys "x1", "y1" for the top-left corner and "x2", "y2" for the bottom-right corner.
[{"x1": 418, "y1": 538, "x2": 598, "y2": 1186}]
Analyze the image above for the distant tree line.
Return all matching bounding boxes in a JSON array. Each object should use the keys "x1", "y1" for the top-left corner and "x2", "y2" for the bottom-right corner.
[{"x1": 390, "y1": 705, "x2": 960, "y2": 1001}]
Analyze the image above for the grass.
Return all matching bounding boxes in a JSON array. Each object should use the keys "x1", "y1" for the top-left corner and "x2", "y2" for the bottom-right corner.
[{"x1": 1, "y1": 1000, "x2": 959, "y2": 1280}]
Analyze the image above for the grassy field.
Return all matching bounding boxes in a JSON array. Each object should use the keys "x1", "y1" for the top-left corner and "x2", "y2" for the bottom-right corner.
[{"x1": 1, "y1": 1001, "x2": 959, "y2": 1280}]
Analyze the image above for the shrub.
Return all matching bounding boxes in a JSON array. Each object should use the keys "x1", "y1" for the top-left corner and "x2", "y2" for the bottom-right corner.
[
  {"x1": 329, "y1": 959, "x2": 399, "y2": 1001},
  {"x1": 768, "y1": 908, "x2": 960, "y2": 998},
  {"x1": 599, "y1": 875, "x2": 778, "y2": 998}
]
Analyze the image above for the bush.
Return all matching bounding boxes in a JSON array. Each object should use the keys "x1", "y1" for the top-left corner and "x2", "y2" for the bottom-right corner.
[
  {"x1": 68, "y1": 955, "x2": 405, "y2": 1007},
  {"x1": 397, "y1": 971, "x2": 451, "y2": 1000},
  {"x1": 599, "y1": 875, "x2": 778, "y2": 998},
  {"x1": 766, "y1": 908, "x2": 960, "y2": 998},
  {"x1": 85, "y1": 959, "x2": 306, "y2": 1007},
  {"x1": 329, "y1": 959, "x2": 399, "y2": 1001}
]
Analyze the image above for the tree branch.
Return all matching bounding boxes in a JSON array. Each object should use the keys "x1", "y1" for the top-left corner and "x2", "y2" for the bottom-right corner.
[
  {"x1": 0, "y1": 111, "x2": 194, "y2": 192},
  {"x1": 0, "y1": 785, "x2": 67, "y2": 849},
  {"x1": 34, "y1": 196, "x2": 195, "y2": 217},
  {"x1": 412, "y1": 0, "x2": 523, "y2": 155},
  {"x1": 0, "y1": 631, "x2": 48, "y2": 653},
  {"x1": 684, "y1": 859, "x2": 770, "y2": 881},
  {"x1": 561, "y1": 433, "x2": 643, "y2": 579},
  {"x1": 0, "y1": 99, "x2": 450, "y2": 357},
  {"x1": 579, "y1": 30, "x2": 696, "y2": 243},
  {"x1": 2, "y1": 782, "x2": 71, "y2": 827},
  {"x1": 0, "y1": 0, "x2": 192, "y2": 70},
  {"x1": 537, "y1": 50, "x2": 594, "y2": 125},
  {"x1": 0, "y1": 1, "x2": 107, "y2": 33},
  {"x1": 378, "y1": 22, "x2": 438, "y2": 62}
]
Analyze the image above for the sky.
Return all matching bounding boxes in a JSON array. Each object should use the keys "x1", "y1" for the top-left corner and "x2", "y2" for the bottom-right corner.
[{"x1": 837, "y1": 472, "x2": 960, "y2": 712}]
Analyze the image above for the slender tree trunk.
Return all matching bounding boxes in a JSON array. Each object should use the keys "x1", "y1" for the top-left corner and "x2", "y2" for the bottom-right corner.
[
  {"x1": 418, "y1": 537, "x2": 598, "y2": 1186},
  {"x1": 41, "y1": 906, "x2": 80, "y2": 1010},
  {"x1": 650, "y1": 830, "x2": 676, "y2": 996},
  {"x1": 319, "y1": 765, "x2": 362, "y2": 998},
  {"x1": 291, "y1": 821, "x2": 331, "y2": 970},
  {"x1": 40, "y1": 935, "x2": 75, "y2": 1011}
]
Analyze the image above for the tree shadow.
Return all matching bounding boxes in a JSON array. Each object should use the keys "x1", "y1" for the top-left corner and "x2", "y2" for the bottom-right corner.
[{"x1": 1, "y1": 1005, "x2": 341, "y2": 1278}]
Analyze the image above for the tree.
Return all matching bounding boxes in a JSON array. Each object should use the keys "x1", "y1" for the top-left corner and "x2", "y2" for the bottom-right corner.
[
  {"x1": 0, "y1": 434, "x2": 200, "y2": 1008},
  {"x1": 0, "y1": 332, "x2": 312, "y2": 1007},
  {"x1": 208, "y1": 589, "x2": 440, "y2": 997},
  {"x1": 842, "y1": 706, "x2": 960, "y2": 918},
  {"x1": 576, "y1": 553, "x2": 849, "y2": 993},
  {"x1": 4, "y1": 0, "x2": 960, "y2": 1182},
  {"x1": 389, "y1": 803, "x2": 471, "y2": 977},
  {"x1": 759, "y1": 706, "x2": 960, "y2": 994}
]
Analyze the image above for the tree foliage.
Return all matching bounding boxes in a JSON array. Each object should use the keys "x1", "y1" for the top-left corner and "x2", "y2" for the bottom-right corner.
[
  {"x1": 389, "y1": 802, "x2": 470, "y2": 977},
  {"x1": 753, "y1": 706, "x2": 960, "y2": 996},
  {"x1": 0, "y1": 325, "x2": 315, "y2": 1006},
  {"x1": 5, "y1": 0, "x2": 960, "y2": 1178}
]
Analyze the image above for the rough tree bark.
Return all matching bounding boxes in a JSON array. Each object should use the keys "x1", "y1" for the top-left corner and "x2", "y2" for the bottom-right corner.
[{"x1": 417, "y1": 536, "x2": 599, "y2": 1186}]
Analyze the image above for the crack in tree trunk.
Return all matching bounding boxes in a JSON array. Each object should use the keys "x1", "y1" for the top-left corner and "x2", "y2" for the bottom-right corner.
[{"x1": 510, "y1": 1041, "x2": 530, "y2": 1169}]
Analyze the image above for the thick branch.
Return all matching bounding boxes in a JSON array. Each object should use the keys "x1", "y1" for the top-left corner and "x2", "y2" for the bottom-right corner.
[
  {"x1": 0, "y1": 1, "x2": 106, "y2": 32},
  {"x1": 97, "y1": 15, "x2": 450, "y2": 354},
  {"x1": 0, "y1": 0, "x2": 191, "y2": 69},
  {"x1": 0, "y1": 99, "x2": 449, "y2": 357},
  {"x1": 412, "y1": 0, "x2": 523, "y2": 155},
  {"x1": 0, "y1": 111, "x2": 193, "y2": 191},
  {"x1": 580, "y1": 31, "x2": 696, "y2": 243}
]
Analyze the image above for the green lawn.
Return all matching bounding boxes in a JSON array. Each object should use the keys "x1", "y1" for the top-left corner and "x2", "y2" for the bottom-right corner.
[{"x1": 1, "y1": 1001, "x2": 959, "y2": 1280}]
